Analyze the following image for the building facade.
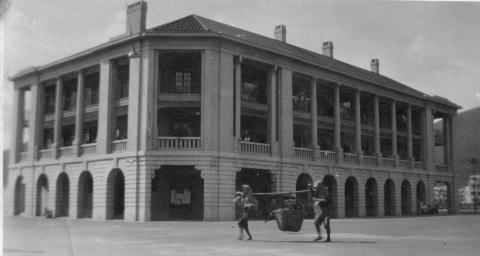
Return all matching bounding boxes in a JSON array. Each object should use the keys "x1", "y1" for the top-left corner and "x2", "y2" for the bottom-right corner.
[{"x1": 6, "y1": 2, "x2": 460, "y2": 221}]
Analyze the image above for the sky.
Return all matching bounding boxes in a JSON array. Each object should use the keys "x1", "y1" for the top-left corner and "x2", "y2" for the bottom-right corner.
[{"x1": 1, "y1": 0, "x2": 480, "y2": 150}]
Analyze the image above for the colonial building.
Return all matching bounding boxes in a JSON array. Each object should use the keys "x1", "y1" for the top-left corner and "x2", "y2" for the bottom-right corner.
[{"x1": 7, "y1": 2, "x2": 460, "y2": 221}]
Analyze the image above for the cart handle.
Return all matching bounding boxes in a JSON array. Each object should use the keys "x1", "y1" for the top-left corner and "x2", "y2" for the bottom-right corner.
[{"x1": 252, "y1": 189, "x2": 311, "y2": 196}]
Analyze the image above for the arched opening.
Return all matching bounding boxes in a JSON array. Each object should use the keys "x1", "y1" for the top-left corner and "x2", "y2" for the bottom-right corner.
[
  {"x1": 55, "y1": 173, "x2": 70, "y2": 217},
  {"x1": 150, "y1": 166, "x2": 204, "y2": 220},
  {"x1": 235, "y1": 168, "x2": 272, "y2": 219},
  {"x1": 296, "y1": 173, "x2": 313, "y2": 218},
  {"x1": 434, "y1": 181, "x2": 451, "y2": 214},
  {"x1": 416, "y1": 181, "x2": 426, "y2": 214},
  {"x1": 14, "y1": 176, "x2": 25, "y2": 216},
  {"x1": 365, "y1": 178, "x2": 378, "y2": 217},
  {"x1": 36, "y1": 174, "x2": 49, "y2": 216},
  {"x1": 345, "y1": 176, "x2": 359, "y2": 218},
  {"x1": 384, "y1": 179, "x2": 396, "y2": 216},
  {"x1": 322, "y1": 175, "x2": 338, "y2": 218},
  {"x1": 77, "y1": 171, "x2": 93, "y2": 218},
  {"x1": 401, "y1": 180, "x2": 412, "y2": 215},
  {"x1": 106, "y1": 169, "x2": 125, "y2": 220}
]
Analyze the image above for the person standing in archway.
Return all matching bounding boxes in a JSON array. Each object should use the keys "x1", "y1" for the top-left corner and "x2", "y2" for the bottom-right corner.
[
  {"x1": 234, "y1": 185, "x2": 258, "y2": 240},
  {"x1": 309, "y1": 181, "x2": 332, "y2": 242}
]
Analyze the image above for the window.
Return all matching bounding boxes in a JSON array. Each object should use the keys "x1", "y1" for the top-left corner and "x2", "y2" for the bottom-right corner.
[
  {"x1": 84, "y1": 72, "x2": 99, "y2": 106},
  {"x1": 44, "y1": 84, "x2": 56, "y2": 115},
  {"x1": 112, "y1": 57, "x2": 129, "y2": 100},
  {"x1": 158, "y1": 51, "x2": 201, "y2": 94}
]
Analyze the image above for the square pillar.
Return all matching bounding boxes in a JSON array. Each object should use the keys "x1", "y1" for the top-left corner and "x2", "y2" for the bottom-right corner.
[
  {"x1": 407, "y1": 104, "x2": 414, "y2": 167},
  {"x1": 53, "y1": 77, "x2": 63, "y2": 158},
  {"x1": 28, "y1": 84, "x2": 41, "y2": 161},
  {"x1": 424, "y1": 106, "x2": 435, "y2": 170},
  {"x1": 391, "y1": 100, "x2": 399, "y2": 166},
  {"x1": 310, "y1": 78, "x2": 319, "y2": 159},
  {"x1": 278, "y1": 67, "x2": 294, "y2": 158},
  {"x1": 97, "y1": 59, "x2": 113, "y2": 154},
  {"x1": 373, "y1": 95, "x2": 382, "y2": 165},
  {"x1": 11, "y1": 88, "x2": 25, "y2": 163},
  {"x1": 233, "y1": 56, "x2": 242, "y2": 150},
  {"x1": 127, "y1": 54, "x2": 141, "y2": 151},
  {"x1": 268, "y1": 66, "x2": 279, "y2": 156},
  {"x1": 201, "y1": 49, "x2": 220, "y2": 151},
  {"x1": 355, "y1": 89, "x2": 363, "y2": 163},
  {"x1": 73, "y1": 71, "x2": 85, "y2": 156},
  {"x1": 333, "y1": 83, "x2": 343, "y2": 162}
]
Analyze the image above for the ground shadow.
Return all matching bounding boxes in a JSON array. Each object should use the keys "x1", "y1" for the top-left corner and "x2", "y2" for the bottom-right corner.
[{"x1": 251, "y1": 240, "x2": 377, "y2": 244}]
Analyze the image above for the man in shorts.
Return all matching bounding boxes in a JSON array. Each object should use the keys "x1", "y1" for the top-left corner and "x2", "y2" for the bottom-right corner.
[{"x1": 309, "y1": 181, "x2": 331, "y2": 242}]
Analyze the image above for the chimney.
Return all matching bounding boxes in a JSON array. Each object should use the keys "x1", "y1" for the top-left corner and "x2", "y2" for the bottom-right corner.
[
  {"x1": 322, "y1": 41, "x2": 333, "y2": 58},
  {"x1": 126, "y1": 1, "x2": 147, "y2": 35},
  {"x1": 371, "y1": 59, "x2": 379, "y2": 73},
  {"x1": 274, "y1": 25, "x2": 286, "y2": 43}
]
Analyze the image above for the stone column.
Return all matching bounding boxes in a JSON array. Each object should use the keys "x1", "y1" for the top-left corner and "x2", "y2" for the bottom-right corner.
[
  {"x1": 377, "y1": 183, "x2": 385, "y2": 216},
  {"x1": 448, "y1": 116, "x2": 456, "y2": 173},
  {"x1": 127, "y1": 53, "x2": 141, "y2": 151},
  {"x1": 407, "y1": 104, "x2": 414, "y2": 168},
  {"x1": 374, "y1": 95, "x2": 382, "y2": 166},
  {"x1": 424, "y1": 106, "x2": 434, "y2": 171},
  {"x1": 355, "y1": 89, "x2": 363, "y2": 163},
  {"x1": 53, "y1": 77, "x2": 63, "y2": 158},
  {"x1": 279, "y1": 67, "x2": 294, "y2": 158},
  {"x1": 391, "y1": 100, "x2": 398, "y2": 166},
  {"x1": 443, "y1": 116, "x2": 450, "y2": 165},
  {"x1": 268, "y1": 66, "x2": 279, "y2": 156},
  {"x1": 333, "y1": 84, "x2": 343, "y2": 162},
  {"x1": 310, "y1": 78, "x2": 319, "y2": 159},
  {"x1": 201, "y1": 49, "x2": 220, "y2": 151},
  {"x1": 97, "y1": 59, "x2": 113, "y2": 154},
  {"x1": 73, "y1": 70, "x2": 85, "y2": 156},
  {"x1": 233, "y1": 57, "x2": 242, "y2": 151},
  {"x1": 358, "y1": 180, "x2": 366, "y2": 217},
  {"x1": 11, "y1": 88, "x2": 25, "y2": 163},
  {"x1": 28, "y1": 84, "x2": 41, "y2": 161}
]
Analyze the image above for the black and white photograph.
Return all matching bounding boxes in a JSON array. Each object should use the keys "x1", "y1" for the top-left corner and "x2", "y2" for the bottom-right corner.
[{"x1": 1, "y1": 0, "x2": 480, "y2": 255}]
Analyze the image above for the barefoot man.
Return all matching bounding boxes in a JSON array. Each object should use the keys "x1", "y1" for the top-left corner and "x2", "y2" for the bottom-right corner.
[{"x1": 309, "y1": 181, "x2": 331, "y2": 242}]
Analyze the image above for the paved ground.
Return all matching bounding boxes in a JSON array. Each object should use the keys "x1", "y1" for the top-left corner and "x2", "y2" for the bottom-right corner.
[{"x1": 3, "y1": 215, "x2": 480, "y2": 256}]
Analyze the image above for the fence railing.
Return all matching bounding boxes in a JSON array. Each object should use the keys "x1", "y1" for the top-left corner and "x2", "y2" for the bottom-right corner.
[
  {"x1": 413, "y1": 161, "x2": 425, "y2": 170},
  {"x1": 319, "y1": 150, "x2": 336, "y2": 161},
  {"x1": 19, "y1": 152, "x2": 28, "y2": 162},
  {"x1": 382, "y1": 158, "x2": 394, "y2": 168},
  {"x1": 156, "y1": 137, "x2": 202, "y2": 149},
  {"x1": 60, "y1": 146, "x2": 74, "y2": 157},
  {"x1": 344, "y1": 153, "x2": 358, "y2": 163},
  {"x1": 240, "y1": 141, "x2": 271, "y2": 154},
  {"x1": 112, "y1": 139, "x2": 128, "y2": 152},
  {"x1": 294, "y1": 147, "x2": 312, "y2": 160},
  {"x1": 398, "y1": 160, "x2": 410, "y2": 169},
  {"x1": 39, "y1": 148, "x2": 53, "y2": 159},
  {"x1": 436, "y1": 164, "x2": 448, "y2": 172},
  {"x1": 363, "y1": 155, "x2": 377, "y2": 166},
  {"x1": 81, "y1": 143, "x2": 97, "y2": 154}
]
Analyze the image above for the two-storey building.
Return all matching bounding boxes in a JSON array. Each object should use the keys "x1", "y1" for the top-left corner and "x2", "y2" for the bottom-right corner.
[{"x1": 7, "y1": 1, "x2": 459, "y2": 221}]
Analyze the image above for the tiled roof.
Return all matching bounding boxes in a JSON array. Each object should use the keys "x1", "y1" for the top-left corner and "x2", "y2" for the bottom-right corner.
[{"x1": 149, "y1": 15, "x2": 451, "y2": 104}]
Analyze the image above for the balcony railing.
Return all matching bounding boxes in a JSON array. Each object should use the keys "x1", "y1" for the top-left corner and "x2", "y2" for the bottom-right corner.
[
  {"x1": 156, "y1": 137, "x2": 202, "y2": 149},
  {"x1": 363, "y1": 155, "x2": 377, "y2": 166},
  {"x1": 19, "y1": 152, "x2": 28, "y2": 162},
  {"x1": 398, "y1": 160, "x2": 410, "y2": 169},
  {"x1": 344, "y1": 153, "x2": 358, "y2": 163},
  {"x1": 413, "y1": 161, "x2": 425, "y2": 170},
  {"x1": 60, "y1": 146, "x2": 74, "y2": 157},
  {"x1": 382, "y1": 158, "x2": 394, "y2": 168},
  {"x1": 81, "y1": 143, "x2": 97, "y2": 155},
  {"x1": 292, "y1": 97, "x2": 311, "y2": 113},
  {"x1": 294, "y1": 147, "x2": 312, "y2": 160},
  {"x1": 436, "y1": 164, "x2": 448, "y2": 172},
  {"x1": 240, "y1": 141, "x2": 271, "y2": 154},
  {"x1": 112, "y1": 139, "x2": 127, "y2": 152},
  {"x1": 319, "y1": 150, "x2": 336, "y2": 161},
  {"x1": 39, "y1": 148, "x2": 53, "y2": 159}
]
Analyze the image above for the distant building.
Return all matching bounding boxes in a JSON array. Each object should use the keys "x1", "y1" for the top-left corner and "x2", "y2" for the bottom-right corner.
[{"x1": 6, "y1": 1, "x2": 460, "y2": 221}]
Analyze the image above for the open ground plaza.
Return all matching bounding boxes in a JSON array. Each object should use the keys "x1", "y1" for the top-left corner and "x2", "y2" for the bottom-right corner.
[{"x1": 3, "y1": 215, "x2": 480, "y2": 256}]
